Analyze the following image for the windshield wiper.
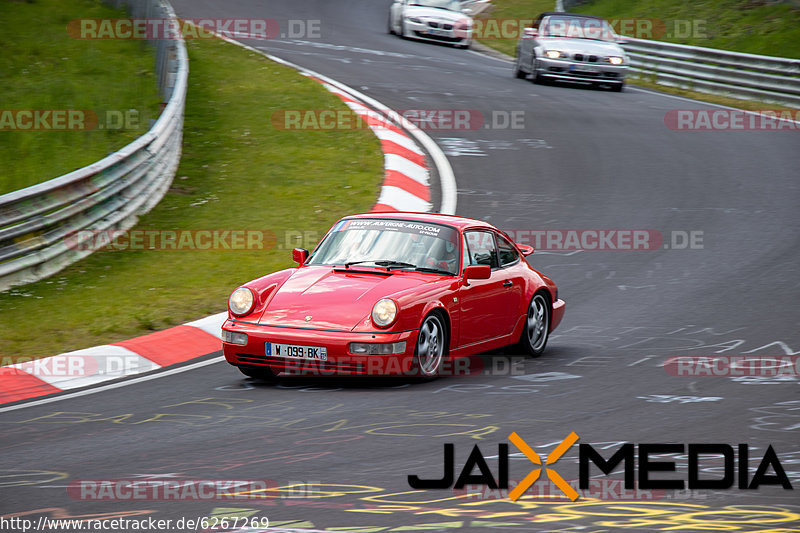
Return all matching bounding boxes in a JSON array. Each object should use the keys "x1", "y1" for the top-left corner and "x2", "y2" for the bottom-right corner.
[
  {"x1": 344, "y1": 260, "x2": 416, "y2": 269},
  {"x1": 412, "y1": 266, "x2": 457, "y2": 276}
]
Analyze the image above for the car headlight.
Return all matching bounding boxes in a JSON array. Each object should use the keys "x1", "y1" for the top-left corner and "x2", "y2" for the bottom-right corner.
[
  {"x1": 229, "y1": 287, "x2": 255, "y2": 316},
  {"x1": 606, "y1": 56, "x2": 624, "y2": 65},
  {"x1": 371, "y1": 298, "x2": 398, "y2": 328},
  {"x1": 545, "y1": 50, "x2": 566, "y2": 59},
  {"x1": 407, "y1": 16, "x2": 422, "y2": 24}
]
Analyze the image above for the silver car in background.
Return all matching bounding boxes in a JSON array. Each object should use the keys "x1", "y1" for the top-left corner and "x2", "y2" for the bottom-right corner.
[
  {"x1": 389, "y1": 0, "x2": 474, "y2": 49},
  {"x1": 514, "y1": 12, "x2": 628, "y2": 91}
]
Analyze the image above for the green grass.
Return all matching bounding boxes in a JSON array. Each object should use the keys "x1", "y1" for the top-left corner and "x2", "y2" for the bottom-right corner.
[
  {"x1": 573, "y1": 0, "x2": 800, "y2": 58},
  {"x1": 0, "y1": 37, "x2": 384, "y2": 358},
  {"x1": 474, "y1": 0, "x2": 555, "y2": 56},
  {"x1": 0, "y1": 0, "x2": 162, "y2": 195},
  {"x1": 478, "y1": 0, "x2": 800, "y2": 58}
]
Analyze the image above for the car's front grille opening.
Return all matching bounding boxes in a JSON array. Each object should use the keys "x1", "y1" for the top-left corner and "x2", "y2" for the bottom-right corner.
[
  {"x1": 413, "y1": 31, "x2": 461, "y2": 42},
  {"x1": 426, "y1": 21, "x2": 454, "y2": 30},
  {"x1": 235, "y1": 353, "x2": 367, "y2": 374}
]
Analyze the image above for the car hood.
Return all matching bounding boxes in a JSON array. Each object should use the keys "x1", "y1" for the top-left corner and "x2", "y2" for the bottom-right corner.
[
  {"x1": 539, "y1": 37, "x2": 624, "y2": 57},
  {"x1": 404, "y1": 6, "x2": 468, "y2": 23},
  {"x1": 257, "y1": 266, "x2": 435, "y2": 330}
]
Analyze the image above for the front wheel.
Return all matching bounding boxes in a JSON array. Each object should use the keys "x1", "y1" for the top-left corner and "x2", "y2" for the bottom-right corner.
[
  {"x1": 531, "y1": 57, "x2": 548, "y2": 85},
  {"x1": 520, "y1": 293, "x2": 550, "y2": 357},
  {"x1": 414, "y1": 313, "x2": 447, "y2": 378},
  {"x1": 513, "y1": 52, "x2": 527, "y2": 79}
]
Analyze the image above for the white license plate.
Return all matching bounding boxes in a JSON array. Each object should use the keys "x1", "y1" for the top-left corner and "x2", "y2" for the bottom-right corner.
[
  {"x1": 570, "y1": 65, "x2": 599, "y2": 73},
  {"x1": 266, "y1": 342, "x2": 327, "y2": 361},
  {"x1": 427, "y1": 28, "x2": 450, "y2": 36}
]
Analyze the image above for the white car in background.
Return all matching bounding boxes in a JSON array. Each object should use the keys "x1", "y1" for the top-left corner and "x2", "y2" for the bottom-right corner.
[
  {"x1": 515, "y1": 12, "x2": 629, "y2": 91},
  {"x1": 389, "y1": 0, "x2": 474, "y2": 49}
]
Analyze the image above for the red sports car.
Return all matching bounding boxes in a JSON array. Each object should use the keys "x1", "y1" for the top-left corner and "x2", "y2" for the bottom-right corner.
[{"x1": 221, "y1": 212, "x2": 565, "y2": 379}]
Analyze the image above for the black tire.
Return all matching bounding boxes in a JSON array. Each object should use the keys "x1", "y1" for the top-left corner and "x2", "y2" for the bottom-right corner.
[
  {"x1": 513, "y1": 51, "x2": 527, "y2": 79},
  {"x1": 238, "y1": 365, "x2": 279, "y2": 382},
  {"x1": 414, "y1": 313, "x2": 447, "y2": 379},
  {"x1": 519, "y1": 293, "x2": 550, "y2": 357},
  {"x1": 531, "y1": 56, "x2": 548, "y2": 85},
  {"x1": 609, "y1": 82, "x2": 625, "y2": 92}
]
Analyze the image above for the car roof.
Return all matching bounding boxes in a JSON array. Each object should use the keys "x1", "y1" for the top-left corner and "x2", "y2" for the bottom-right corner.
[
  {"x1": 538, "y1": 12, "x2": 606, "y2": 20},
  {"x1": 343, "y1": 211, "x2": 497, "y2": 231}
]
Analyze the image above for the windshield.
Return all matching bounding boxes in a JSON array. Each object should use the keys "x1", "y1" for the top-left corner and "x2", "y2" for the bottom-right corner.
[
  {"x1": 541, "y1": 16, "x2": 617, "y2": 42},
  {"x1": 308, "y1": 218, "x2": 461, "y2": 275},
  {"x1": 408, "y1": 0, "x2": 463, "y2": 12}
]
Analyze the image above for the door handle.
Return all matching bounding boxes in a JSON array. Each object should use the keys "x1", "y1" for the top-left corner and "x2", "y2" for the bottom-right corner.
[{"x1": 503, "y1": 280, "x2": 513, "y2": 287}]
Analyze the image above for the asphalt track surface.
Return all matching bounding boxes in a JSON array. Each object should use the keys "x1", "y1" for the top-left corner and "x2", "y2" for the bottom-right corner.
[{"x1": 2, "y1": 1, "x2": 799, "y2": 532}]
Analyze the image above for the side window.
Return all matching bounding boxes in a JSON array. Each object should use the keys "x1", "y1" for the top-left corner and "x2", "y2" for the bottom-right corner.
[
  {"x1": 465, "y1": 231, "x2": 497, "y2": 268},
  {"x1": 496, "y1": 234, "x2": 520, "y2": 267},
  {"x1": 461, "y1": 234, "x2": 471, "y2": 271}
]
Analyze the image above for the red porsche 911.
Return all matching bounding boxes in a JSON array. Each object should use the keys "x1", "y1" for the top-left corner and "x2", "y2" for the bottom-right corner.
[{"x1": 221, "y1": 212, "x2": 565, "y2": 380}]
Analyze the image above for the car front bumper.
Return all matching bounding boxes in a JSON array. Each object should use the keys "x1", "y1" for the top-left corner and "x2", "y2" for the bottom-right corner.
[
  {"x1": 406, "y1": 19, "x2": 471, "y2": 45},
  {"x1": 552, "y1": 298, "x2": 566, "y2": 332},
  {"x1": 536, "y1": 58, "x2": 627, "y2": 84},
  {"x1": 222, "y1": 320, "x2": 419, "y2": 376}
]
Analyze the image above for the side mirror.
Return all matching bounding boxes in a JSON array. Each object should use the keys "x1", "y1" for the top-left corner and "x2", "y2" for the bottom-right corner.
[
  {"x1": 462, "y1": 264, "x2": 491, "y2": 286},
  {"x1": 517, "y1": 244, "x2": 534, "y2": 256},
  {"x1": 463, "y1": 7, "x2": 473, "y2": 15},
  {"x1": 292, "y1": 248, "x2": 309, "y2": 265},
  {"x1": 523, "y1": 27, "x2": 537, "y2": 38},
  {"x1": 616, "y1": 36, "x2": 629, "y2": 45}
]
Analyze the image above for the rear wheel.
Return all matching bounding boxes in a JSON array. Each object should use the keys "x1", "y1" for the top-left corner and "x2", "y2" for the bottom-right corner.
[
  {"x1": 520, "y1": 293, "x2": 550, "y2": 357},
  {"x1": 238, "y1": 365, "x2": 279, "y2": 382},
  {"x1": 414, "y1": 313, "x2": 447, "y2": 378},
  {"x1": 610, "y1": 82, "x2": 625, "y2": 92}
]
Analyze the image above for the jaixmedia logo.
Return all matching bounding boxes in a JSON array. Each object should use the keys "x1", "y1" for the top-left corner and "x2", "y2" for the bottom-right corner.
[{"x1": 408, "y1": 433, "x2": 793, "y2": 501}]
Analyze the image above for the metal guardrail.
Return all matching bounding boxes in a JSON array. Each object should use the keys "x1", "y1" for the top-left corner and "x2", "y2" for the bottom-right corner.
[
  {"x1": 623, "y1": 38, "x2": 800, "y2": 107},
  {"x1": 554, "y1": 0, "x2": 800, "y2": 107},
  {"x1": 0, "y1": 0, "x2": 188, "y2": 291}
]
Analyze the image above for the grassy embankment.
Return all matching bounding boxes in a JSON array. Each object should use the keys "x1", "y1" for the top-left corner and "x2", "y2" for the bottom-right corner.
[{"x1": 0, "y1": 29, "x2": 383, "y2": 357}]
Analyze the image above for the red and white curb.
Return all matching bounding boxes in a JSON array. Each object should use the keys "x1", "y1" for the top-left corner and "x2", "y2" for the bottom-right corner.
[
  {"x1": 311, "y1": 77, "x2": 432, "y2": 212},
  {"x1": 0, "y1": 39, "x2": 458, "y2": 408},
  {"x1": 0, "y1": 313, "x2": 227, "y2": 406}
]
